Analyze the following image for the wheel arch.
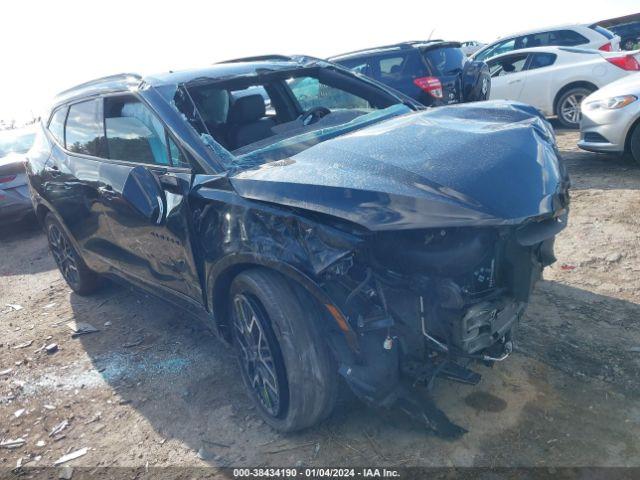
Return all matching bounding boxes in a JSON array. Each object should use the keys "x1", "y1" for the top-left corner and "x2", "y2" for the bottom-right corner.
[
  {"x1": 624, "y1": 115, "x2": 640, "y2": 153},
  {"x1": 553, "y1": 81, "x2": 598, "y2": 115},
  {"x1": 206, "y1": 254, "x2": 358, "y2": 351},
  {"x1": 35, "y1": 202, "x2": 51, "y2": 226}
]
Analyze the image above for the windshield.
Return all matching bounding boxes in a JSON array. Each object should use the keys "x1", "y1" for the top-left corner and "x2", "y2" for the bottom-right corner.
[
  {"x1": 171, "y1": 66, "x2": 409, "y2": 167},
  {"x1": 0, "y1": 129, "x2": 35, "y2": 158},
  {"x1": 235, "y1": 104, "x2": 410, "y2": 165}
]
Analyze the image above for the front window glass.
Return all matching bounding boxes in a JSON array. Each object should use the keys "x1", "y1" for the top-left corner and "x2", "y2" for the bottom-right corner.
[
  {"x1": 475, "y1": 39, "x2": 516, "y2": 61},
  {"x1": 488, "y1": 54, "x2": 528, "y2": 77},
  {"x1": 104, "y1": 96, "x2": 170, "y2": 165},
  {"x1": 65, "y1": 99, "x2": 106, "y2": 157},
  {"x1": 168, "y1": 136, "x2": 191, "y2": 168}
]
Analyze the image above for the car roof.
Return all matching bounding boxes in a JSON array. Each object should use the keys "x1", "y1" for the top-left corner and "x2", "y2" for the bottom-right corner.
[
  {"x1": 52, "y1": 56, "x2": 317, "y2": 107},
  {"x1": 490, "y1": 23, "x2": 589, "y2": 43},
  {"x1": 328, "y1": 40, "x2": 459, "y2": 61},
  {"x1": 487, "y1": 45, "x2": 601, "y2": 61},
  {"x1": 487, "y1": 46, "x2": 568, "y2": 62}
]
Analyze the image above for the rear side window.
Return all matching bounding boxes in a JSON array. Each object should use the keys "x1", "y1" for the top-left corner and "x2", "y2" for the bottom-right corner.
[
  {"x1": 48, "y1": 107, "x2": 67, "y2": 145},
  {"x1": 104, "y1": 96, "x2": 170, "y2": 166},
  {"x1": 421, "y1": 47, "x2": 466, "y2": 76},
  {"x1": 589, "y1": 24, "x2": 615, "y2": 39},
  {"x1": 528, "y1": 53, "x2": 557, "y2": 70},
  {"x1": 65, "y1": 99, "x2": 106, "y2": 157},
  {"x1": 517, "y1": 30, "x2": 588, "y2": 48},
  {"x1": 379, "y1": 56, "x2": 404, "y2": 75},
  {"x1": 555, "y1": 30, "x2": 589, "y2": 46}
]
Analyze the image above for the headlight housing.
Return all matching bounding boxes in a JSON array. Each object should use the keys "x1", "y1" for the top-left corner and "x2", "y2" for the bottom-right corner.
[{"x1": 584, "y1": 95, "x2": 637, "y2": 110}]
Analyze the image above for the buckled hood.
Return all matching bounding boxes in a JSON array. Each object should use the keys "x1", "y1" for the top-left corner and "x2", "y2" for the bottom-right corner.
[{"x1": 230, "y1": 101, "x2": 569, "y2": 230}]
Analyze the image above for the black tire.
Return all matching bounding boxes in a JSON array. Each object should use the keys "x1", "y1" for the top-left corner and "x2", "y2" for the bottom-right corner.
[
  {"x1": 229, "y1": 268, "x2": 338, "y2": 432},
  {"x1": 44, "y1": 213, "x2": 101, "y2": 295},
  {"x1": 555, "y1": 86, "x2": 594, "y2": 129},
  {"x1": 628, "y1": 124, "x2": 640, "y2": 166}
]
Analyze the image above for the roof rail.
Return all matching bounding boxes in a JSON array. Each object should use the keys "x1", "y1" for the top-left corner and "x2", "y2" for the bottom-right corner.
[
  {"x1": 328, "y1": 40, "x2": 446, "y2": 59},
  {"x1": 217, "y1": 55, "x2": 293, "y2": 64},
  {"x1": 55, "y1": 73, "x2": 142, "y2": 98}
]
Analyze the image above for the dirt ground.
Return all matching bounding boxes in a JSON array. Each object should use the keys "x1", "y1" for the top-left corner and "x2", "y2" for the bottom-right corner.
[{"x1": 1, "y1": 129, "x2": 639, "y2": 473}]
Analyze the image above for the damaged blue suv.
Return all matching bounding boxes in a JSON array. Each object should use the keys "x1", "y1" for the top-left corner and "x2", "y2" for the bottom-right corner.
[{"x1": 27, "y1": 55, "x2": 568, "y2": 436}]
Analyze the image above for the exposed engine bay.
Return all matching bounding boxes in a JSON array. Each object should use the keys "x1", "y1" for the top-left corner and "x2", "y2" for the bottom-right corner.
[{"x1": 311, "y1": 214, "x2": 565, "y2": 436}]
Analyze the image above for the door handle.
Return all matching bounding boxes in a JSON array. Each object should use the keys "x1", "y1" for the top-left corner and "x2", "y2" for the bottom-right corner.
[{"x1": 508, "y1": 79, "x2": 522, "y2": 85}]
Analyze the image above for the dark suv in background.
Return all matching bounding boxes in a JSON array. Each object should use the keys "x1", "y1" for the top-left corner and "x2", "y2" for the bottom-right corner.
[{"x1": 329, "y1": 41, "x2": 490, "y2": 107}]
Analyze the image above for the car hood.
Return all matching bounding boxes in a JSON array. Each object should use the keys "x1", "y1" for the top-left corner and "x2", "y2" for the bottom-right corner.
[{"x1": 229, "y1": 101, "x2": 569, "y2": 231}]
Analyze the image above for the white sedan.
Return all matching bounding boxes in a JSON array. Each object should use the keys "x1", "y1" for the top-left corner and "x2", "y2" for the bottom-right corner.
[{"x1": 487, "y1": 46, "x2": 640, "y2": 128}]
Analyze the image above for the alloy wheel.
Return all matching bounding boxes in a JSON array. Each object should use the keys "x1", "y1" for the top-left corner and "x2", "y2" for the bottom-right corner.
[
  {"x1": 48, "y1": 224, "x2": 80, "y2": 288},
  {"x1": 232, "y1": 293, "x2": 283, "y2": 417},
  {"x1": 560, "y1": 92, "x2": 587, "y2": 126}
]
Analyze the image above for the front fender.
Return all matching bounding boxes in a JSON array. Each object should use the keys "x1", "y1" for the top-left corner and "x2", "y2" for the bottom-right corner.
[{"x1": 206, "y1": 253, "x2": 359, "y2": 352}]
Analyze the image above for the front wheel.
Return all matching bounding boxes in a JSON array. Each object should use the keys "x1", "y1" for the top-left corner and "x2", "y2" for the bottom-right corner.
[
  {"x1": 229, "y1": 269, "x2": 338, "y2": 432},
  {"x1": 45, "y1": 213, "x2": 101, "y2": 295},
  {"x1": 627, "y1": 124, "x2": 640, "y2": 166},
  {"x1": 556, "y1": 87, "x2": 594, "y2": 129}
]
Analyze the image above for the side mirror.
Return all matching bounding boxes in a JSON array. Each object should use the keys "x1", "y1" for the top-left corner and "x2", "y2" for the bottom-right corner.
[{"x1": 121, "y1": 166, "x2": 164, "y2": 224}]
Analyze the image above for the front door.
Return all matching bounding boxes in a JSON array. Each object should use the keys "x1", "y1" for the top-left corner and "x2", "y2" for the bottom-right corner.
[
  {"x1": 488, "y1": 53, "x2": 529, "y2": 101},
  {"x1": 97, "y1": 94, "x2": 203, "y2": 305}
]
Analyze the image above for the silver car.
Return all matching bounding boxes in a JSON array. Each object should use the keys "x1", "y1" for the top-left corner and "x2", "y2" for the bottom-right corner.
[
  {"x1": 0, "y1": 127, "x2": 36, "y2": 222},
  {"x1": 579, "y1": 73, "x2": 640, "y2": 164}
]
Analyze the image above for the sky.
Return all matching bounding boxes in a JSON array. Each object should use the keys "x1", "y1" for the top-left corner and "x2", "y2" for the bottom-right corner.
[{"x1": 1, "y1": 0, "x2": 637, "y2": 124}]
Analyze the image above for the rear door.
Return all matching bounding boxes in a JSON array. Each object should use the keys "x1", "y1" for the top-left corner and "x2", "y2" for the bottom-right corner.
[
  {"x1": 517, "y1": 52, "x2": 558, "y2": 111},
  {"x1": 97, "y1": 94, "x2": 203, "y2": 304},
  {"x1": 44, "y1": 99, "x2": 113, "y2": 269},
  {"x1": 487, "y1": 53, "x2": 529, "y2": 101}
]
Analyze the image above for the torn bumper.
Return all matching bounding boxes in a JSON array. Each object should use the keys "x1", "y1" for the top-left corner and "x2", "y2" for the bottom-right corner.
[{"x1": 320, "y1": 211, "x2": 566, "y2": 398}]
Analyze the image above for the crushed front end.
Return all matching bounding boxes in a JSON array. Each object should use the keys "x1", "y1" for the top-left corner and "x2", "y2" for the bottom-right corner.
[
  {"x1": 227, "y1": 100, "x2": 571, "y2": 436},
  {"x1": 318, "y1": 212, "x2": 567, "y2": 436}
]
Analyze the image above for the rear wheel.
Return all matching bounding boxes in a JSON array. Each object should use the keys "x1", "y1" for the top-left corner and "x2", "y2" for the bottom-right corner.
[
  {"x1": 45, "y1": 213, "x2": 101, "y2": 295},
  {"x1": 229, "y1": 269, "x2": 338, "y2": 432},
  {"x1": 556, "y1": 87, "x2": 594, "y2": 129}
]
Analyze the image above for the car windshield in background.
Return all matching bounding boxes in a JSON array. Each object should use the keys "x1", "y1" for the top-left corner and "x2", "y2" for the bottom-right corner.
[
  {"x1": 0, "y1": 129, "x2": 35, "y2": 158},
  {"x1": 422, "y1": 47, "x2": 466, "y2": 75},
  {"x1": 173, "y1": 66, "x2": 408, "y2": 165}
]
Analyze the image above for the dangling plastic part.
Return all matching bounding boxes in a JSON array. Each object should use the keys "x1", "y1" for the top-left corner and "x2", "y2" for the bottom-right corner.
[{"x1": 383, "y1": 336, "x2": 393, "y2": 350}]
